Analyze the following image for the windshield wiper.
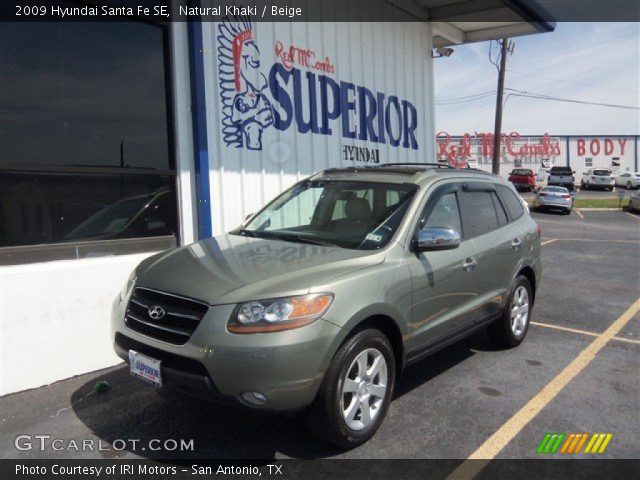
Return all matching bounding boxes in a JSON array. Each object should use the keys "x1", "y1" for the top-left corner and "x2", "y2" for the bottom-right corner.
[
  {"x1": 237, "y1": 228, "x2": 258, "y2": 238},
  {"x1": 292, "y1": 235, "x2": 342, "y2": 248},
  {"x1": 267, "y1": 233, "x2": 341, "y2": 248}
]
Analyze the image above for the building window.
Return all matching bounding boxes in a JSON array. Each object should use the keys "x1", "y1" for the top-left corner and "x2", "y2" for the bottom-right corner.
[
  {"x1": 0, "y1": 20, "x2": 178, "y2": 265},
  {"x1": 585, "y1": 158, "x2": 593, "y2": 167}
]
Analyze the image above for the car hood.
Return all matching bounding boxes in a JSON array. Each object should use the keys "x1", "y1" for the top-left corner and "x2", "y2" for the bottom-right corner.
[{"x1": 135, "y1": 234, "x2": 385, "y2": 305}]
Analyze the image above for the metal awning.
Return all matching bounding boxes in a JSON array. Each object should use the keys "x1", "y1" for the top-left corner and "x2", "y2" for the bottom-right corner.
[{"x1": 405, "y1": 0, "x2": 556, "y2": 47}]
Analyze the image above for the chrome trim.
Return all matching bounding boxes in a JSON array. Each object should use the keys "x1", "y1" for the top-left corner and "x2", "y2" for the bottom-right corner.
[
  {"x1": 135, "y1": 286, "x2": 210, "y2": 308},
  {"x1": 125, "y1": 312, "x2": 191, "y2": 337}
]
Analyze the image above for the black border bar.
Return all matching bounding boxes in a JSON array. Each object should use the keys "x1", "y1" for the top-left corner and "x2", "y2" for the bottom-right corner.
[{"x1": 1, "y1": 0, "x2": 640, "y2": 22}]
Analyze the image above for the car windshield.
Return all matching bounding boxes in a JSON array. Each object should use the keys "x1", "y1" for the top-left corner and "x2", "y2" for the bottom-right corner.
[
  {"x1": 593, "y1": 170, "x2": 611, "y2": 176},
  {"x1": 237, "y1": 180, "x2": 418, "y2": 250},
  {"x1": 550, "y1": 167, "x2": 572, "y2": 173},
  {"x1": 512, "y1": 169, "x2": 533, "y2": 175},
  {"x1": 64, "y1": 193, "x2": 154, "y2": 240}
]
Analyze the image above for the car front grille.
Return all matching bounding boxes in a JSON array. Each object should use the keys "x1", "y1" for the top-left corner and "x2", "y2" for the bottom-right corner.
[{"x1": 125, "y1": 287, "x2": 209, "y2": 345}]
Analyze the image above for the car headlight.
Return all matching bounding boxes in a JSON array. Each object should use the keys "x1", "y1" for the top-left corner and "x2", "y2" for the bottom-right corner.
[
  {"x1": 228, "y1": 293, "x2": 334, "y2": 334},
  {"x1": 120, "y1": 270, "x2": 136, "y2": 300}
]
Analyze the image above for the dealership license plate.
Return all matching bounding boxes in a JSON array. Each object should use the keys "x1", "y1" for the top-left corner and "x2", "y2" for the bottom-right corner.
[{"x1": 129, "y1": 350, "x2": 162, "y2": 388}]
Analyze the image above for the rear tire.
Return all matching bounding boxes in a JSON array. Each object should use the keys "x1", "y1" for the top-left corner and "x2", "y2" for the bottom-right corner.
[
  {"x1": 488, "y1": 275, "x2": 533, "y2": 348},
  {"x1": 306, "y1": 328, "x2": 395, "y2": 448}
]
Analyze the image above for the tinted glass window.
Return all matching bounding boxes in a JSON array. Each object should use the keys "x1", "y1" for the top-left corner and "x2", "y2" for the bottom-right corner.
[
  {"x1": 492, "y1": 193, "x2": 508, "y2": 226},
  {"x1": 550, "y1": 167, "x2": 572, "y2": 174},
  {"x1": 461, "y1": 191, "x2": 499, "y2": 237},
  {"x1": 1, "y1": 22, "x2": 170, "y2": 170},
  {"x1": 496, "y1": 185, "x2": 525, "y2": 221},
  {"x1": 424, "y1": 193, "x2": 462, "y2": 233},
  {"x1": 0, "y1": 21, "x2": 177, "y2": 254}
]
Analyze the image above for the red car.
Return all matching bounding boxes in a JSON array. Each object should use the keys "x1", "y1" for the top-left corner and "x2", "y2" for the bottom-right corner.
[{"x1": 508, "y1": 168, "x2": 536, "y2": 192}]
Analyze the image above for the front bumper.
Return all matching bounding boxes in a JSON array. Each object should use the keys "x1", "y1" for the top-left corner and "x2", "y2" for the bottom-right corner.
[{"x1": 111, "y1": 294, "x2": 343, "y2": 412}]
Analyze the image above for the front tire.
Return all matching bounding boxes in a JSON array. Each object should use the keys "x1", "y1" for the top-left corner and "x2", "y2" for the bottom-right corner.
[
  {"x1": 488, "y1": 275, "x2": 533, "y2": 348},
  {"x1": 306, "y1": 328, "x2": 395, "y2": 448}
]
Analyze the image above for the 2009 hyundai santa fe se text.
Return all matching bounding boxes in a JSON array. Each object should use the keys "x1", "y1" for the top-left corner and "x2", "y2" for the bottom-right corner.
[{"x1": 111, "y1": 163, "x2": 542, "y2": 448}]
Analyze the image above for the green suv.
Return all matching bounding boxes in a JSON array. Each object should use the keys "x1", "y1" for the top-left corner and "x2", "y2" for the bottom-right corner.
[{"x1": 112, "y1": 164, "x2": 542, "y2": 448}]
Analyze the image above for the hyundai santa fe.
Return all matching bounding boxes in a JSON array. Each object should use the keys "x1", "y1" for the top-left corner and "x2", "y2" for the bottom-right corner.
[{"x1": 112, "y1": 163, "x2": 542, "y2": 448}]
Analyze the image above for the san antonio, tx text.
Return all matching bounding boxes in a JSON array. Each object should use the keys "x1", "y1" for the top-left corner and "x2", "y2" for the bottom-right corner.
[{"x1": 16, "y1": 464, "x2": 284, "y2": 476}]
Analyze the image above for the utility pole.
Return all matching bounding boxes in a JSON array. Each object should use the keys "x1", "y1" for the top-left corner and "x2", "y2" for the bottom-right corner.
[{"x1": 492, "y1": 38, "x2": 509, "y2": 175}]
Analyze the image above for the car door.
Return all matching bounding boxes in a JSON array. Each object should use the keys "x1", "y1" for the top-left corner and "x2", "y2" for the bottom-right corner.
[
  {"x1": 406, "y1": 182, "x2": 481, "y2": 353},
  {"x1": 459, "y1": 183, "x2": 524, "y2": 323}
]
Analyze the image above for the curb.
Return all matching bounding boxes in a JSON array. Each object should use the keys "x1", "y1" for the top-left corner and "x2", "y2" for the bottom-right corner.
[{"x1": 575, "y1": 208, "x2": 627, "y2": 211}]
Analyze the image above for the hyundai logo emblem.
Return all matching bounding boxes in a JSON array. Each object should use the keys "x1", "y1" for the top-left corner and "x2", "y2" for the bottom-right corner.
[{"x1": 148, "y1": 305, "x2": 166, "y2": 320}]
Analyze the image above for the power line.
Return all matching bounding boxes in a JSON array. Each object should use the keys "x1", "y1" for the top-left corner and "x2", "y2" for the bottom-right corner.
[
  {"x1": 504, "y1": 88, "x2": 640, "y2": 110},
  {"x1": 435, "y1": 92, "x2": 496, "y2": 105},
  {"x1": 436, "y1": 90, "x2": 496, "y2": 102},
  {"x1": 506, "y1": 69, "x2": 638, "y2": 94}
]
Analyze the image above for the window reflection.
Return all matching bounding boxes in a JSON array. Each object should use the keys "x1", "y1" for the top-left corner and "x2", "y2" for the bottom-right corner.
[{"x1": 0, "y1": 19, "x2": 177, "y2": 254}]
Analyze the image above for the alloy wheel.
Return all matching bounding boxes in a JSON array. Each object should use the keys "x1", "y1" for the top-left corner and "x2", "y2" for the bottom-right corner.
[
  {"x1": 510, "y1": 286, "x2": 530, "y2": 337},
  {"x1": 340, "y1": 348, "x2": 388, "y2": 431}
]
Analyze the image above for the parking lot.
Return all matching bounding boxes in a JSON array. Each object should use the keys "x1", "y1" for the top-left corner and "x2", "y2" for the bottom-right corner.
[{"x1": 1, "y1": 210, "x2": 638, "y2": 461}]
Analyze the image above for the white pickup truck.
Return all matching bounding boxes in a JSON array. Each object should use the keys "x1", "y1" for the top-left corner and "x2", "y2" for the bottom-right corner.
[{"x1": 547, "y1": 166, "x2": 575, "y2": 191}]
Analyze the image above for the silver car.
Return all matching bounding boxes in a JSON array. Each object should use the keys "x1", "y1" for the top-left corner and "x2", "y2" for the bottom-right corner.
[{"x1": 532, "y1": 186, "x2": 573, "y2": 214}]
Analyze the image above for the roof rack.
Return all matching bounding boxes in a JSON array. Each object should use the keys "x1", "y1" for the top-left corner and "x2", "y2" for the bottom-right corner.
[
  {"x1": 321, "y1": 163, "x2": 454, "y2": 175},
  {"x1": 375, "y1": 162, "x2": 454, "y2": 169}
]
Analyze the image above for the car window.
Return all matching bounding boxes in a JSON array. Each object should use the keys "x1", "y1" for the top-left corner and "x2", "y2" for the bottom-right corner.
[
  {"x1": 492, "y1": 193, "x2": 508, "y2": 226},
  {"x1": 460, "y1": 191, "x2": 500, "y2": 237},
  {"x1": 496, "y1": 185, "x2": 525, "y2": 220},
  {"x1": 424, "y1": 192, "x2": 462, "y2": 234}
]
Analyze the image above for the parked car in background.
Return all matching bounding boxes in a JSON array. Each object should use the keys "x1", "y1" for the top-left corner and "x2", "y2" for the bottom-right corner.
[
  {"x1": 508, "y1": 168, "x2": 535, "y2": 192},
  {"x1": 63, "y1": 188, "x2": 176, "y2": 242},
  {"x1": 615, "y1": 172, "x2": 640, "y2": 190},
  {"x1": 532, "y1": 186, "x2": 573, "y2": 215},
  {"x1": 547, "y1": 166, "x2": 575, "y2": 191},
  {"x1": 112, "y1": 164, "x2": 542, "y2": 448},
  {"x1": 629, "y1": 193, "x2": 640, "y2": 212},
  {"x1": 581, "y1": 168, "x2": 615, "y2": 191}
]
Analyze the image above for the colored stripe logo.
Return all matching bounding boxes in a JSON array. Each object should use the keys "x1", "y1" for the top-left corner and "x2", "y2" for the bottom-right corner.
[{"x1": 537, "y1": 433, "x2": 612, "y2": 454}]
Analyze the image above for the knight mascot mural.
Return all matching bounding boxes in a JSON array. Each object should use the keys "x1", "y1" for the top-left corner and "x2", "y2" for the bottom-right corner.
[{"x1": 217, "y1": 17, "x2": 274, "y2": 150}]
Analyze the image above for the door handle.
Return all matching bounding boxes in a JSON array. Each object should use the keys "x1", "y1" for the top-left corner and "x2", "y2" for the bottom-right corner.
[
  {"x1": 462, "y1": 257, "x2": 477, "y2": 272},
  {"x1": 511, "y1": 238, "x2": 523, "y2": 251}
]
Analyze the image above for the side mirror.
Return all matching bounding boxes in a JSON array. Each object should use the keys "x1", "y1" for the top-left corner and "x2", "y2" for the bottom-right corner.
[{"x1": 415, "y1": 227, "x2": 461, "y2": 252}]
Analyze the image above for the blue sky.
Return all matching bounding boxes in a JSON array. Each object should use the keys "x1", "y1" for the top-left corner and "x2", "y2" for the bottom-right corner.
[{"x1": 434, "y1": 23, "x2": 639, "y2": 135}]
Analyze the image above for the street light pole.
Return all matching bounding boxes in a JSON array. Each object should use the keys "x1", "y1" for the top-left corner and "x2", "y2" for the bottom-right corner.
[{"x1": 492, "y1": 38, "x2": 509, "y2": 175}]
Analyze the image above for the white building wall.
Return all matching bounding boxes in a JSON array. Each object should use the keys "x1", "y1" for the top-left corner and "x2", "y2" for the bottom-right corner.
[
  {"x1": 437, "y1": 134, "x2": 638, "y2": 182},
  {"x1": 200, "y1": 18, "x2": 436, "y2": 234},
  {"x1": 0, "y1": 253, "x2": 155, "y2": 395},
  {"x1": 567, "y1": 136, "x2": 637, "y2": 180}
]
